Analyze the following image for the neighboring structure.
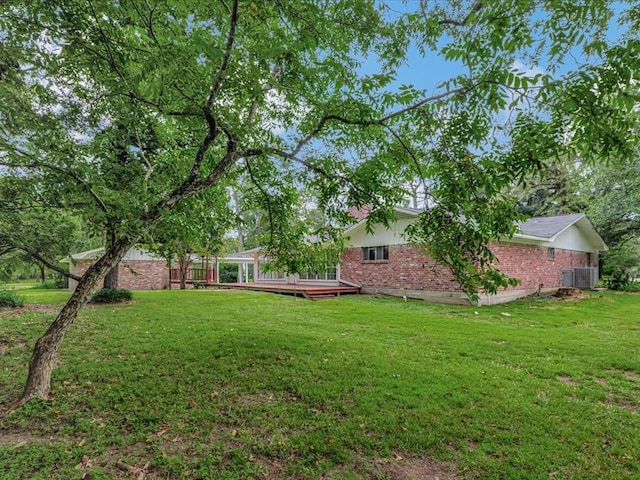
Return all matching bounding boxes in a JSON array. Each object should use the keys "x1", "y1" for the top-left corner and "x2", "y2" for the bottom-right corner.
[
  {"x1": 64, "y1": 247, "x2": 171, "y2": 291},
  {"x1": 340, "y1": 207, "x2": 607, "y2": 305},
  {"x1": 240, "y1": 208, "x2": 606, "y2": 304}
]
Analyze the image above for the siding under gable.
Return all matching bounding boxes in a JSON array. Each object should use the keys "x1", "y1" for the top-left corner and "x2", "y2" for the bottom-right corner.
[
  {"x1": 550, "y1": 225, "x2": 598, "y2": 252},
  {"x1": 346, "y1": 218, "x2": 414, "y2": 247}
]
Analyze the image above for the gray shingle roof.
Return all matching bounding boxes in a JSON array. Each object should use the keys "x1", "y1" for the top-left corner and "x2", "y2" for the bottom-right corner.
[{"x1": 518, "y1": 213, "x2": 584, "y2": 238}]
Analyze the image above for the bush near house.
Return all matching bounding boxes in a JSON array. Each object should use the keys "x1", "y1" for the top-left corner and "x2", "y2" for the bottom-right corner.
[
  {"x1": 605, "y1": 271, "x2": 640, "y2": 292},
  {"x1": 89, "y1": 288, "x2": 133, "y2": 304}
]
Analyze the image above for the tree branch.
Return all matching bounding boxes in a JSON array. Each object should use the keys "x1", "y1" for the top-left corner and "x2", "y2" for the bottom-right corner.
[
  {"x1": 133, "y1": 127, "x2": 153, "y2": 192},
  {"x1": 196, "y1": 142, "x2": 263, "y2": 192},
  {"x1": 87, "y1": 0, "x2": 128, "y2": 84},
  {"x1": 121, "y1": 89, "x2": 202, "y2": 117},
  {"x1": 379, "y1": 86, "x2": 471, "y2": 123},
  {"x1": 130, "y1": 0, "x2": 160, "y2": 46},
  {"x1": 288, "y1": 86, "x2": 474, "y2": 160},
  {"x1": 0, "y1": 156, "x2": 108, "y2": 214},
  {"x1": 21, "y1": 248, "x2": 81, "y2": 281},
  {"x1": 0, "y1": 246, "x2": 16, "y2": 257},
  {"x1": 206, "y1": 0, "x2": 239, "y2": 111},
  {"x1": 291, "y1": 114, "x2": 382, "y2": 158},
  {"x1": 434, "y1": 0, "x2": 483, "y2": 27},
  {"x1": 270, "y1": 148, "x2": 380, "y2": 203},
  {"x1": 383, "y1": 124, "x2": 430, "y2": 203},
  {"x1": 245, "y1": 159, "x2": 275, "y2": 247}
]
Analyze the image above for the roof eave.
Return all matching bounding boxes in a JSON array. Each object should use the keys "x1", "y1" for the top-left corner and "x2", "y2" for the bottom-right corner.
[{"x1": 511, "y1": 233, "x2": 550, "y2": 243}]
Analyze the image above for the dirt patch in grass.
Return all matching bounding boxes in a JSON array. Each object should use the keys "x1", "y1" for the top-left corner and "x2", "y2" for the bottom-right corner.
[
  {"x1": 609, "y1": 401, "x2": 638, "y2": 414},
  {"x1": 237, "y1": 391, "x2": 280, "y2": 407},
  {"x1": 556, "y1": 375, "x2": 579, "y2": 386},
  {"x1": 253, "y1": 456, "x2": 287, "y2": 479},
  {"x1": 76, "y1": 452, "x2": 157, "y2": 480},
  {"x1": 623, "y1": 371, "x2": 640, "y2": 383},
  {"x1": 0, "y1": 340, "x2": 26, "y2": 355},
  {"x1": 0, "y1": 304, "x2": 60, "y2": 317},
  {"x1": 548, "y1": 288, "x2": 590, "y2": 301},
  {"x1": 0, "y1": 429, "x2": 61, "y2": 447},
  {"x1": 377, "y1": 453, "x2": 457, "y2": 479}
]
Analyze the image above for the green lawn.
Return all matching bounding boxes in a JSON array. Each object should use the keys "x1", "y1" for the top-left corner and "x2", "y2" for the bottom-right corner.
[
  {"x1": 1, "y1": 290, "x2": 639, "y2": 479},
  {"x1": 1, "y1": 280, "x2": 40, "y2": 290}
]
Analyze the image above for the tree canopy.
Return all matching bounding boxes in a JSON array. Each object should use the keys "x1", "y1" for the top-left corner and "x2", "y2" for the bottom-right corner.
[{"x1": 1, "y1": 0, "x2": 638, "y2": 404}]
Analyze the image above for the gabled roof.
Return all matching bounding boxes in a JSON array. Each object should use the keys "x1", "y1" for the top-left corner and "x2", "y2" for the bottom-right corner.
[
  {"x1": 343, "y1": 205, "x2": 421, "y2": 236},
  {"x1": 66, "y1": 247, "x2": 105, "y2": 262},
  {"x1": 222, "y1": 249, "x2": 257, "y2": 263},
  {"x1": 344, "y1": 207, "x2": 607, "y2": 251},
  {"x1": 518, "y1": 213, "x2": 584, "y2": 238},
  {"x1": 517, "y1": 213, "x2": 607, "y2": 250},
  {"x1": 61, "y1": 246, "x2": 167, "y2": 263}
]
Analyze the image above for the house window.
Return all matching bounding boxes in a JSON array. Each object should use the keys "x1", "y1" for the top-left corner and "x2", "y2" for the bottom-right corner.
[
  {"x1": 547, "y1": 248, "x2": 555, "y2": 260},
  {"x1": 260, "y1": 270, "x2": 285, "y2": 280},
  {"x1": 299, "y1": 266, "x2": 337, "y2": 281},
  {"x1": 362, "y1": 246, "x2": 389, "y2": 262},
  {"x1": 257, "y1": 259, "x2": 285, "y2": 280}
]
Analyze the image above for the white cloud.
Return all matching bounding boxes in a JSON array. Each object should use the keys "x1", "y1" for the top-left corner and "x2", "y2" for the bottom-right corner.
[{"x1": 510, "y1": 59, "x2": 545, "y2": 79}]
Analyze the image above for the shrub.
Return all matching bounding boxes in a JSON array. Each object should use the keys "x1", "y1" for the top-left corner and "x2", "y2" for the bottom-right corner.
[
  {"x1": 619, "y1": 280, "x2": 640, "y2": 292},
  {"x1": 0, "y1": 289, "x2": 25, "y2": 308},
  {"x1": 90, "y1": 288, "x2": 133, "y2": 304},
  {"x1": 604, "y1": 272, "x2": 640, "y2": 292},
  {"x1": 605, "y1": 271, "x2": 632, "y2": 291}
]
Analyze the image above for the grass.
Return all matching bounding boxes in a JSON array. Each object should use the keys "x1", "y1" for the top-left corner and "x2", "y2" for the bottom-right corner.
[
  {"x1": 0, "y1": 280, "x2": 40, "y2": 290},
  {"x1": 1, "y1": 289, "x2": 639, "y2": 479}
]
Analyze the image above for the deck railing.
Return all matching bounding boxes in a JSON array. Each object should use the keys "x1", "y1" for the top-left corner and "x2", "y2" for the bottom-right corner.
[{"x1": 169, "y1": 268, "x2": 216, "y2": 284}]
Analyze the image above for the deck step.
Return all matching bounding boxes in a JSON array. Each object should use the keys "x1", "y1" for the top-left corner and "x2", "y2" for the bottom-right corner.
[
  {"x1": 209, "y1": 283, "x2": 360, "y2": 300},
  {"x1": 309, "y1": 294, "x2": 337, "y2": 301}
]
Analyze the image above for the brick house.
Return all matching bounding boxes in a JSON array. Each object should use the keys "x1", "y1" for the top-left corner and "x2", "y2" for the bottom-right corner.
[
  {"x1": 248, "y1": 207, "x2": 607, "y2": 305},
  {"x1": 65, "y1": 247, "x2": 171, "y2": 291},
  {"x1": 339, "y1": 207, "x2": 607, "y2": 305}
]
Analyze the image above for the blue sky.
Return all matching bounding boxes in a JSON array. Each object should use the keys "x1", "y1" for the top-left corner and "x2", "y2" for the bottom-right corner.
[{"x1": 365, "y1": 1, "x2": 630, "y2": 96}]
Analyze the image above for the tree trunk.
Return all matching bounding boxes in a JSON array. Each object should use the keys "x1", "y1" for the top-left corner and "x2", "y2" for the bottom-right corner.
[
  {"x1": 15, "y1": 140, "x2": 241, "y2": 409},
  {"x1": 103, "y1": 224, "x2": 119, "y2": 289},
  {"x1": 179, "y1": 254, "x2": 189, "y2": 290},
  {"x1": 233, "y1": 188, "x2": 244, "y2": 283},
  {"x1": 17, "y1": 236, "x2": 135, "y2": 406},
  {"x1": 39, "y1": 264, "x2": 46, "y2": 284},
  {"x1": 103, "y1": 265, "x2": 119, "y2": 289}
]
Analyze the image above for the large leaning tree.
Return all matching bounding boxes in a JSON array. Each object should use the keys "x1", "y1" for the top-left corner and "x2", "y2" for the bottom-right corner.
[{"x1": 0, "y1": 0, "x2": 637, "y2": 406}]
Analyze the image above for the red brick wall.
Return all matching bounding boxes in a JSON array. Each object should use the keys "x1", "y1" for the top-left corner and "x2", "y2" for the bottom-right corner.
[
  {"x1": 340, "y1": 242, "x2": 595, "y2": 292},
  {"x1": 74, "y1": 259, "x2": 170, "y2": 291},
  {"x1": 489, "y1": 242, "x2": 594, "y2": 290},
  {"x1": 340, "y1": 244, "x2": 462, "y2": 292}
]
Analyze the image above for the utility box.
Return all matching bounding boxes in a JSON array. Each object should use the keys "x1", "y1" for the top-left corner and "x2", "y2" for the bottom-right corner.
[{"x1": 561, "y1": 267, "x2": 599, "y2": 289}]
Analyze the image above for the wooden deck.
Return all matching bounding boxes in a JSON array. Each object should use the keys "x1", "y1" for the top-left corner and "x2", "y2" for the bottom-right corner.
[{"x1": 211, "y1": 282, "x2": 361, "y2": 300}]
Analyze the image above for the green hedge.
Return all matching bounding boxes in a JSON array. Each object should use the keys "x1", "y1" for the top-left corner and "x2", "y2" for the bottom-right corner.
[{"x1": 90, "y1": 288, "x2": 133, "y2": 304}]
